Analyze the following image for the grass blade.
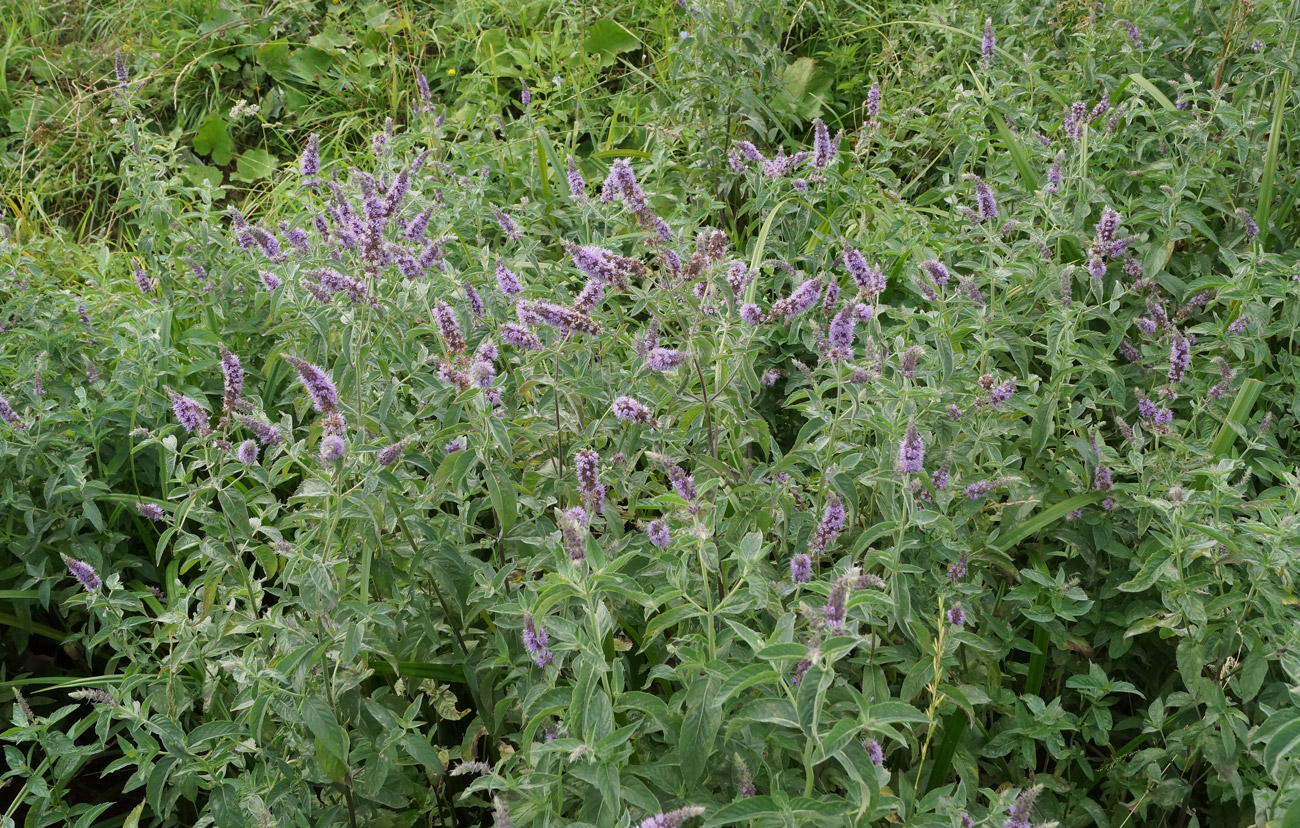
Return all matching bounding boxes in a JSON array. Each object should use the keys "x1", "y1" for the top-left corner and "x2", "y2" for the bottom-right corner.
[
  {"x1": 1256, "y1": 71, "x2": 1289, "y2": 248},
  {"x1": 1127, "y1": 73, "x2": 1177, "y2": 112},
  {"x1": 1211, "y1": 378, "x2": 1264, "y2": 457}
]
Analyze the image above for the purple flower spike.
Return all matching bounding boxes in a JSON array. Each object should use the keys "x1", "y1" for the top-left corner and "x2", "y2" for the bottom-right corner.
[
  {"x1": 282, "y1": 355, "x2": 340, "y2": 413},
  {"x1": 574, "y1": 448, "x2": 606, "y2": 512},
  {"x1": 566, "y1": 156, "x2": 586, "y2": 201},
  {"x1": 320, "y1": 435, "x2": 346, "y2": 462},
  {"x1": 236, "y1": 439, "x2": 259, "y2": 465},
  {"x1": 810, "y1": 495, "x2": 846, "y2": 554},
  {"x1": 647, "y1": 519, "x2": 671, "y2": 549},
  {"x1": 947, "y1": 603, "x2": 965, "y2": 626},
  {"x1": 822, "y1": 571, "x2": 853, "y2": 632},
  {"x1": 770, "y1": 277, "x2": 823, "y2": 318},
  {"x1": 790, "y1": 553, "x2": 812, "y2": 584},
  {"x1": 133, "y1": 261, "x2": 153, "y2": 294},
  {"x1": 522, "y1": 614, "x2": 554, "y2": 667},
  {"x1": 865, "y1": 738, "x2": 884, "y2": 766},
  {"x1": 492, "y1": 207, "x2": 523, "y2": 241},
  {"x1": 844, "y1": 245, "x2": 887, "y2": 296},
  {"x1": 635, "y1": 806, "x2": 706, "y2": 828},
  {"x1": 646, "y1": 347, "x2": 687, "y2": 372},
  {"x1": 981, "y1": 17, "x2": 995, "y2": 63},
  {"x1": 219, "y1": 345, "x2": 244, "y2": 414},
  {"x1": 62, "y1": 554, "x2": 101, "y2": 592},
  {"x1": 166, "y1": 388, "x2": 210, "y2": 435},
  {"x1": 300, "y1": 133, "x2": 320, "y2": 180},
  {"x1": 898, "y1": 422, "x2": 924, "y2": 474},
  {"x1": 739, "y1": 303, "x2": 764, "y2": 325},
  {"x1": 612, "y1": 396, "x2": 657, "y2": 427},
  {"x1": 0, "y1": 394, "x2": 25, "y2": 430},
  {"x1": 136, "y1": 502, "x2": 165, "y2": 521}
]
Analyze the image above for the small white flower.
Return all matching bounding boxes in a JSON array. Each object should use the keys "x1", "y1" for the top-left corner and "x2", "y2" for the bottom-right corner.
[
  {"x1": 552, "y1": 75, "x2": 563, "y2": 88},
  {"x1": 229, "y1": 99, "x2": 261, "y2": 120}
]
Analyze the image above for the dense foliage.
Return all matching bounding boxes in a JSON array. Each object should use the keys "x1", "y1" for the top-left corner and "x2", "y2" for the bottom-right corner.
[{"x1": 3, "y1": 1, "x2": 1300, "y2": 827}]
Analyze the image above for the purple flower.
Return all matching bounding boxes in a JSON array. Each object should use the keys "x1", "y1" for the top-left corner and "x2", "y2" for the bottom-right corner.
[
  {"x1": 501, "y1": 322, "x2": 542, "y2": 351},
  {"x1": 520, "y1": 80, "x2": 531, "y2": 109},
  {"x1": 1045, "y1": 151, "x2": 1064, "y2": 194},
  {"x1": 320, "y1": 435, "x2": 346, "y2": 462},
  {"x1": 433, "y1": 300, "x2": 466, "y2": 353},
  {"x1": 865, "y1": 738, "x2": 884, "y2": 766},
  {"x1": 811, "y1": 118, "x2": 839, "y2": 168},
  {"x1": 967, "y1": 174, "x2": 998, "y2": 221},
  {"x1": 236, "y1": 439, "x2": 259, "y2": 464},
  {"x1": 932, "y1": 460, "x2": 952, "y2": 492},
  {"x1": 136, "y1": 502, "x2": 164, "y2": 521},
  {"x1": 770, "y1": 277, "x2": 823, "y2": 318},
  {"x1": 445, "y1": 437, "x2": 466, "y2": 453},
  {"x1": 1063, "y1": 101, "x2": 1088, "y2": 140},
  {"x1": 790, "y1": 553, "x2": 812, "y2": 584},
  {"x1": 114, "y1": 52, "x2": 129, "y2": 86},
  {"x1": 1168, "y1": 335, "x2": 1191, "y2": 384},
  {"x1": 282, "y1": 355, "x2": 339, "y2": 413},
  {"x1": 960, "y1": 812, "x2": 975, "y2": 828},
  {"x1": 920, "y1": 259, "x2": 951, "y2": 288},
  {"x1": 133, "y1": 261, "x2": 153, "y2": 294},
  {"x1": 1228, "y1": 315, "x2": 1249, "y2": 334},
  {"x1": 828, "y1": 307, "x2": 858, "y2": 350},
  {"x1": 166, "y1": 388, "x2": 210, "y2": 434},
  {"x1": 300, "y1": 133, "x2": 320, "y2": 180},
  {"x1": 1103, "y1": 497, "x2": 1116, "y2": 511},
  {"x1": 1088, "y1": 94, "x2": 1110, "y2": 124},
  {"x1": 898, "y1": 423, "x2": 924, "y2": 474},
  {"x1": 219, "y1": 345, "x2": 243, "y2": 413},
  {"x1": 948, "y1": 603, "x2": 965, "y2": 626},
  {"x1": 947, "y1": 404, "x2": 963, "y2": 420},
  {"x1": 522, "y1": 614, "x2": 554, "y2": 667},
  {"x1": 1121, "y1": 20, "x2": 1143, "y2": 47},
  {"x1": 646, "y1": 347, "x2": 687, "y2": 371},
  {"x1": 981, "y1": 17, "x2": 995, "y2": 63},
  {"x1": 845, "y1": 245, "x2": 887, "y2": 296},
  {"x1": 575, "y1": 448, "x2": 606, "y2": 511},
  {"x1": 647, "y1": 519, "x2": 671, "y2": 549},
  {"x1": 822, "y1": 572, "x2": 853, "y2": 632},
  {"x1": 1094, "y1": 464, "x2": 1113, "y2": 491},
  {"x1": 635, "y1": 806, "x2": 706, "y2": 828},
  {"x1": 866, "y1": 82, "x2": 881, "y2": 119},
  {"x1": 234, "y1": 414, "x2": 282, "y2": 446},
  {"x1": 259, "y1": 271, "x2": 282, "y2": 292},
  {"x1": 0, "y1": 394, "x2": 24, "y2": 430},
  {"x1": 734, "y1": 140, "x2": 765, "y2": 163},
  {"x1": 62, "y1": 554, "x2": 101, "y2": 591},
  {"x1": 725, "y1": 260, "x2": 753, "y2": 296},
  {"x1": 493, "y1": 207, "x2": 522, "y2": 241},
  {"x1": 378, "y1": 438, "x2": 412, "y2": 466},
  {"x1": 761, "y1": 369, "x2": 783, "y2": 387},
  {"x1": 77, "y1": 303, "x2": 92, "y2": 325},
  {"x1": 811, "y1": 495, "x2": 846, "y2": 554},
  {"x1": 739, "y1": 303, "x2": 764, "y2": 324},
  {"x1": 986, "y1": 378, "x2": 1016, "y2": 408},
  {"x1": 612, "y1": 396, "x2": 657, "y2": 426},
  {"x1": 566, "y1": 156, "x2": 586, "y2": 201},
  {"x1": 1005, "y1": 786, "x2": 1040, "y2": 828},
  {"x1": 946, "y1": 555, "x2": 966, "y2": 581},
  {"x1": 1095, "y1": 207, "x2": 1122, "y2": 245},
  {"x1": 737, "y1": 765, "x2": 756, "y2": 798},
  {"x1": 1238, "y1": 209, "x2": 1259, "y2": 241},
  {"x1": 963, "y1": 479, "x2": 1001, "y2": 500}
]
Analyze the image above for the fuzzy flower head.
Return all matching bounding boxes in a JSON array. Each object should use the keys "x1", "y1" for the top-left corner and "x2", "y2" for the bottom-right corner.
[
  {"x1": 790, "y1": 553, "x2": 813, "y2": 584},
  {"x1": 822, "y1": 570, "x2": 855, "y2": 632},
  {"x1": 844, "y1": 245, "x2": 887, "y2": 296},
  {"x1": 770, "y1": 277, "x2": 823, "y2": 319},
  {"x1": 898, "y1": 423, "x2": 924, "y2": 474},
  {"x1": 62, "y1": 554, "x2": 101, "y2": 591},
  {"x1": 646, "y1": 519, "x2": 671, "y2": 549},
  {"x1": 166, "y1": 388, "x2": 210, "y2": 435},
  {"x1": 612, "y1": 396, "x2": 657, "y2": 427},
  {"x1": 219, "y1": 345, "x2": 244, "y2": 413},
  {"x1": 133, "y1": 260, "x2": 153, "y2": 294},
  {"x1": 646, "y1": 347, "x2": 687, "y2": 372},
  {"x1": 136, "y1": 502, "x2": 164, "y2": 521},
  {"x1": 282, "y1": 355, "x2": 339, "y2": 413},
  {"x1": 522, "y1": 614, "x2": 554, "y2": 668},
  {"x1": 574, "y1": 448, "x2": 606, "y2": 512},
  {"x1": 636, "y1": 806, "x2": 706, "y2": 828},
  {"x1": 864, "y1": 738, "x2": 884, "y2": 766},
  {"x1": 739, "y1": 303, "x2": 765, "y2": 325},
  {"x1": 947, "y1": 602, "x2": 966, "y2": 626},
  {"x1": 810, "y1": 494, "x2": 846, "y2": 554},
  {"x1": 981, "y1": 17, "x2": 995, "y2": 63},
  {"x1": 230, "y1": 439, "x2": 257, "y2": 465},
  {"x1": 566, "y1": 156, "x2": 586, "y2": 201},
  {"x1": 320, "y1": 435, "x2": 346, "y2": 462},
  {"x1": 0, "y1": 394, "x2": 25, "y2": 430}
]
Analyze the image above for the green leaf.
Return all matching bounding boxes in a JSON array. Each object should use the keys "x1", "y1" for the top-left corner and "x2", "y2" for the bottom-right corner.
[
  {"x1": 719, "y1": 663, "x2": 780, "y2": 702},
  {"x1": 679, "y1": 676, "x2": 722, "y2": 787},
  {"x1": 1210, "y1": 379, "x2": 1263, "y2": 457},
  {"x1": 1262, "y1": 710, "x2": 1300, "y2": 780},
  {"x1": 1127, "y1": 73, "x2": 1177, "y2": 112},
  {"x1": 233, "y1": 149, "x2": 279, "y2": 183},
  {"x1": 193, "y1": 113, "x2": 234, "y2": 166},
  {"x1": 814, "y1": 718, "x2": 861, "y2": 763},
  {"x1": 1118, "y1": 548, "x2": 1172, "y2": 593},
  {"x1": 300, "y1": 696, "x2": 348, "y2": 781},
  {"x1": 990, "y1": 491, "x2": 1104, "y2": 552},
  {"x1": 583, "y1": 21, "x2": 640, "y2": 66},
  {"x1": 703, "y1": 796, "x2": 781, "y2": 827},
  {"x1": 1257, "y1": 71, "x2": 1290, "y2": 246}
]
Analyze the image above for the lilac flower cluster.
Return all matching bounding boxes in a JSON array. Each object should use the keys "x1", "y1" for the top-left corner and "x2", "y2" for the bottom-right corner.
[
  {"x1": 62, "y1": 554, "x2": 102, "y2": 591},
  {"x1": 575, "y1": 448, "x2": 606, "y2": 512},
  {"x1": 522, "y1": 614, "x2": 554, "y2": 667},
  {"x1": 810, "y1": 494, "x2": 846, "y2": 554},
  {"x1": 601, "y1": 160, "x2": 674, "y2": 241},
  {"x1": 898, "y1": 423, "x2": 924, "y2": 474},
  {"x1": 612, "y1": 395, "x2": 657, "y2": 427},
  {"x1": 821, "y1": 571, "x2": 853, "y2": 632}
]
